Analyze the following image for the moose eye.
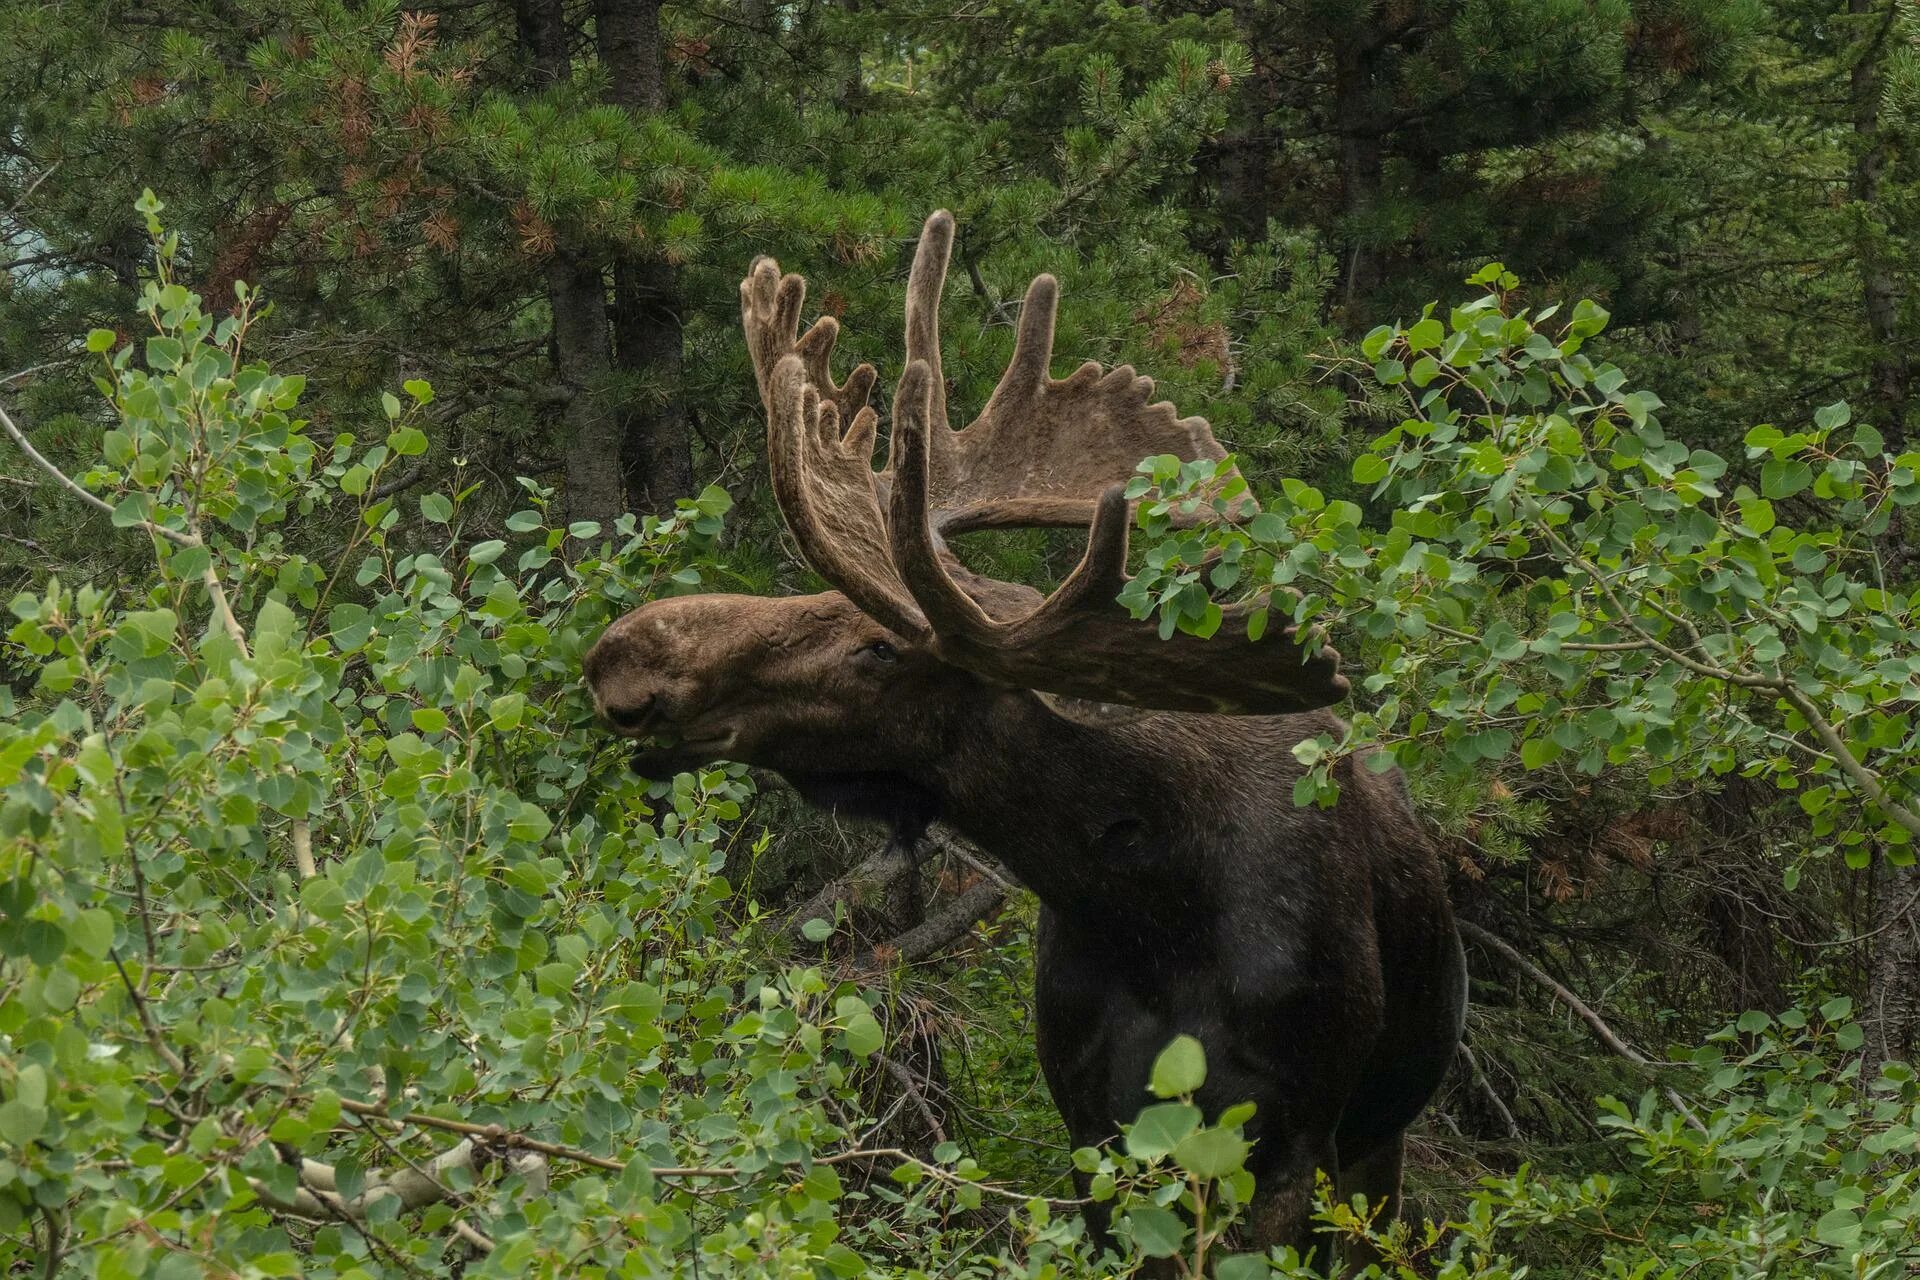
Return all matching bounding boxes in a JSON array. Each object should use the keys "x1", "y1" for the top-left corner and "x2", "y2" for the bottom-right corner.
[{"x1": 862, "y1": 640, "x2": 899, "y2": 663}]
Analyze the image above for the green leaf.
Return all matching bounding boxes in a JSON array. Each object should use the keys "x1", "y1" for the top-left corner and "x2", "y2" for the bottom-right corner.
[
  {"x1": 411, "y1": 707, "x2": 448, "y2": 733},
  {"x1": 86, "y1": 328, "x2": 118, "y2": 353},
  {"x1": 1812, "y1": 1205, "x2": 1861, "y2": 1248},
  {"x1": 388, "y1": 426, "x2": 428, "y2": 456},
  {"x1": 835, "y1": 995, "x2": 883, "y2": 1057},
  {"x1": 301, "y1": 878, "x2": 348, "y2": 922},
  {"x1": 1736, "y1": 496, "x2": 1775, "y2": 534},
  {"x1": 1125, "y1": 1205, "x2": 1187, "y2": 1258},
  {"x1": 1761, "y1": 459, "x2": 1812, "y2": 499},
  {"x1": 381, "y1": 391, "x2": 402, "y2": 420},
  {"x1": 1568, "y1": 299, "x2": 1611, "y2": 338},
  {"x1": 1149, "y1": 1034, "x2": 1207, "y2": 1098},
  {"x1": 420, "y1": 493, "x2": 453, "y2": 523},
  {"x1": 1406, "y1": 317, "x2": 1445, "y2": 351},
  {"x1": 1351, "y1": 453, "x2": 1390, "y2": 485},
  {"x1": 1125, "y1": 1101, "x2": 1201, "y2": 1159},
  {"x1": 488, "y1": 693, "x2": 525, "y2": 730},
  {"x1": 800, "y1": 917, "x2": 834, "y2": 942},
  {"x1": 1173, "y1": 1126, "x2": 1250, "y2": 1179},
  {"x1": 0, "y1": 1099, "x2": 48, "y2": 1146},
  {"x1": 145, "y1": 335, "x2": 183, "y2": 370},
  {"x1": 42, "y1": 965, "x2": 78, "y2": 1011},
  {"x1": 67, "y1": 908, "x2": 114, "y2": 960},
  {"x1": 1521, "y1": 736, "x2": 1562, "y2": 769}
]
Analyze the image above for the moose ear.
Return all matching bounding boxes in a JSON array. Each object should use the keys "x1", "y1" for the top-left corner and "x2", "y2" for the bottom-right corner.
[{"x1": 1032, "y1": 691, "x2": 1153, "y2": 729}]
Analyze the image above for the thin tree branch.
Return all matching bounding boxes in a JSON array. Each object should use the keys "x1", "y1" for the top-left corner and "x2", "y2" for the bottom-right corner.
[
  {"x1": 0, "y1": 398, "x2": 193, "y2": 546},
  {"x1": 1458, "y1": 919, "x2": 1708, "y2": 1134},
  {"x1": 108, "y1": 947, "x2": 186, "y2": 1076}
]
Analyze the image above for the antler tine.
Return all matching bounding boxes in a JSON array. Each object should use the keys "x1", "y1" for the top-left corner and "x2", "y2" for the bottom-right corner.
[
  {"x1": 901, "y1": 211, "x2": 955, "y2": 436},
  {"x1": 741, "y1": 254, "x2": 878, "y2": 427},
  {"x1": 765, "y1": 354, "x2": 929, "y2": 641},
  {"x1": 888, "y1": 358, "x2": 1000, "y2": 643},
  {"x1": 978, "y1": 272, "x2": 1060, "y2": 418}
]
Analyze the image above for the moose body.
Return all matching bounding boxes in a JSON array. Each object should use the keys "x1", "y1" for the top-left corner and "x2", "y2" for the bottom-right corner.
[{"x1": 584, "y1": 212, "x2": 1465, "y2": 1256}]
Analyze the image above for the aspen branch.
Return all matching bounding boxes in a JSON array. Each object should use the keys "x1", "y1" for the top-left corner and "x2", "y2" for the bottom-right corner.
[
  {"x1": 323, "y1": 1094, "x2": 1085, "y2": 1205},
  {"x1": 107, "y1": 948, "x2": 185, "y2": 1076},
  {"x1": 1, "y1": 385, "x2": 319, "y2": 877},
  {"x1": 1782, "y1": 686, "x2": 1920, "y2": 840},
  {"x1": 0, "y1": 398, "x2": 194, "y2": 547}
]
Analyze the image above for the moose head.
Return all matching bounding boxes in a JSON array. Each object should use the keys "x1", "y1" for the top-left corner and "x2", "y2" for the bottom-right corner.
[{"x1": 583, "y1": 211, "x2": 1346, "y2": 800}]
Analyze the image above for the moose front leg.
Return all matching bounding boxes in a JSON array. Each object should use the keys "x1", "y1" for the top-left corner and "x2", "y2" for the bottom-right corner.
[
  {"x1": 1331, "y1": 1132, "x2": 1405, "y2": 1275},
  {"x1": 1242, "y1": 1130, "x2": 1340, "y2": 1269}
]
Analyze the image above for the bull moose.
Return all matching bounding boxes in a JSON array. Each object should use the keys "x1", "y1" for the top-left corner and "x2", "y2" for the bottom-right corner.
[{"x1": 583, "y1": 211, "x2": 1466, "y2": 1259}]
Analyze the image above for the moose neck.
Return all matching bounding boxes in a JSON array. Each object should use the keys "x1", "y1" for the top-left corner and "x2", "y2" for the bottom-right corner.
[{"x1": 918, "y1": 692, "x2": 1221, "y2": 922}]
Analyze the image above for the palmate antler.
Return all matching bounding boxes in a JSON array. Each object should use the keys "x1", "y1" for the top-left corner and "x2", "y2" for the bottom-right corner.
[{"x1": 740, "y1": 211, "x2": 1347, "y2": 716}]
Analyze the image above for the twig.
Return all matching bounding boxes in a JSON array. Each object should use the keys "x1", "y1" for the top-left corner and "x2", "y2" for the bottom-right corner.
[
  {"x1": 108, "y1": 947, "x2": 186, "y2": 1075},
  {"x1": 879, "y1": 1053, "x2": 950, "y2": 1146},
  {"x1": 451, "y1": 1219, "x2": 496, "y2": 1252},
  {"x1": 1455, "y1": 1042, "x2": 1519, "y2": 1140},
  {"x1": 925, "y1": 825, "x2": 1017, "y2": 894},
  {"x1": 6, "y1": 161, "x2": 60, "y2": 216}
]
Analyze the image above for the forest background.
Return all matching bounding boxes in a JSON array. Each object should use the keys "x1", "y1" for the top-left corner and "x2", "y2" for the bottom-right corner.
[{"x1": 2, "y1": 0, "x2": 1919, "y2": 1275}]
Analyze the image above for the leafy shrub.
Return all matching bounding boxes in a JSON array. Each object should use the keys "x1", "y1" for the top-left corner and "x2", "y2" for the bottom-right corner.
[
  {"x1": 0, "y1": 200, "x2": 1065, "y2": 1278},
  {"x1": 1320, "y1": 1004, "x2": 1920, "y2": 1278},
  {"x1": 1130, "y1": 268, "x2": 1920, "y2": 878}
]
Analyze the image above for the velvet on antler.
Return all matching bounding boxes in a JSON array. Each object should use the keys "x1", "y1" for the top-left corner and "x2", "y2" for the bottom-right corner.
[{"x1": 739, "y1": 211, "x2": 1348, "y2": 715}]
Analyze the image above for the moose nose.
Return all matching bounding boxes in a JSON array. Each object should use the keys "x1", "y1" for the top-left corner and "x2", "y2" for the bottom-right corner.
[{"x1": 599, "y1": 693, "x2": 660, "y2": 735}]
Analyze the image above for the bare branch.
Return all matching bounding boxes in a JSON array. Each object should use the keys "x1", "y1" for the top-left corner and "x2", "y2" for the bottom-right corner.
[
  {"x1": 0, "y1": 397, "x2": 193, "y2": 547},
  {"x1": 107, "y1": 948, "x2": 185, "y2": 1076}
]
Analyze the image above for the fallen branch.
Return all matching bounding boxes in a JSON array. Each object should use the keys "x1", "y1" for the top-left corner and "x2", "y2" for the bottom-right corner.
[
  {"x1": 1457, "y1": 920, "x2": 1649, "y2": 1065},
  {"x1": 787, "y1": 841, "x2": 912, "y2": 941},
  {"x1": 882, "y1": 880, "x2": 1005, "y2": 963}
]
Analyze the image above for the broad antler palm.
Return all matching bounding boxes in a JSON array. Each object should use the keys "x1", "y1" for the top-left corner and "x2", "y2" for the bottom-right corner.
[{"x1": 739, "y1": 210, "x2": 1347, "y2": 715}]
